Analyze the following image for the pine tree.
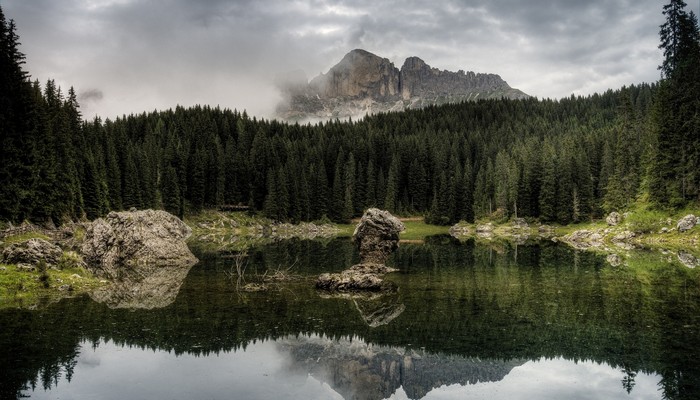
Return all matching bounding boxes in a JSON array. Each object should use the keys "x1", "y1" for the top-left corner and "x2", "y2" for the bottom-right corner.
[
  {"x1": 539, "y1": 143, "x2": 557, "y2": 222},
  {"x1": 383, "y1": 156, "x2": 399, "y2": 213},
  {"x1": 0, "y1": 7, "x2": 35, "y2": 222},
  {"x1": 651, "y1": 0, "x2": 700, "y2": 206},
  {"x1": 161, "y1": 165, "x2": 181, "y2": 217}
]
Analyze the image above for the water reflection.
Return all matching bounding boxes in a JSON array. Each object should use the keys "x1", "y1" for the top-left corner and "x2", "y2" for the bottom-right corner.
[
  {"x1": 318, "y1": 290, "x2": 406, "y2": 327},
  {"x1": 21, "y1": 336, "x2": 661, "y2": 400},
  {"x1": 2, "y1": 237, "x2": 700, "y2": 399},
  {"x1": 89, "y1": 261, "x2": 194, "y2": 309}
]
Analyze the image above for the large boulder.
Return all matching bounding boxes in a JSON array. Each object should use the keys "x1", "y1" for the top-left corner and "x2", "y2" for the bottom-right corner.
[
  {"x1": 81, "y1": 209, "x2": 197, "y2": 279},
  {"x1": 677, "y1": 214, "x2": 698, "y2": 233},
  {"x1": 1, "y1": 238, "x2": 63, "y2": 267},
  {"x1": 353, "y1": 208, "x2": 405, "y2": 264}
]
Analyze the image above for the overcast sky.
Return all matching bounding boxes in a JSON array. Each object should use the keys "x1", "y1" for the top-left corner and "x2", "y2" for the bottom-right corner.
[{"x1": 4, "y1": 0, "x2": 698, "y2": 120}]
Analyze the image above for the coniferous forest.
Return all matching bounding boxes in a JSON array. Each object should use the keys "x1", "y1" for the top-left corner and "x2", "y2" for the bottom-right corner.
[{"x1": 1, "y1": 1, "x2": 699, "y2": 226}]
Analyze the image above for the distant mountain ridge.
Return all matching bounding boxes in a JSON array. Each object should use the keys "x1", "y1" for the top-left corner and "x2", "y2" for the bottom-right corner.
[{"x1": 276, "y1": 49, "x2": 529, "y2": 121}]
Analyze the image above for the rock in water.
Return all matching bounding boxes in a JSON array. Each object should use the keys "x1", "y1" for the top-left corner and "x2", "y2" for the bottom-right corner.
[
  {"x1": 317, "y1": 208, "x2": 404, "y2": 292},
  {"x1": 353, "y1": 208, "x2": 405, "y2": 264},
  {"x1": 81, "y1": 209, "x2": 198, "y2": 279},
  {"x1": 1, "y1": 238, "x2": 63, "y2": 267}
]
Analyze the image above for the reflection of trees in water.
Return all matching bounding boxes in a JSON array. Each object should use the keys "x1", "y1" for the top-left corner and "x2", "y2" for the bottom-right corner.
[{"x1": 1, "y1": 239, "x2": 699, "y2": 399}]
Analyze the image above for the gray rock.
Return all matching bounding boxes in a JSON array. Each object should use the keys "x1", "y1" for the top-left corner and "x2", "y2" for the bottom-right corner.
[
  {"x1": 353, "y1": 208, "x2": 405, "y2": 265},
  {"x1": 561, "y1": 230, "x2": 605, "y2": 249},
  {"x1": 677, "y1": 251, "x2": 699, "y2": 268},
  {"x1": 81, "y1": 209, "x2": 198, "y2": 279},
  {"x1": 566, "y1": 230, "x2": 592, "y2": 242},
  {"x1": 677, "y1": 214, "x2": 698, "y2": 233},
  {"x1": 476, "y1": 223, "x2": 494, "y2": 233},
  {"x1": 448, "y1": 224, "x2": 470, "y2": 236},
  {"x1": 606, "y1": 254, "x2": 623, "y2": 267},
  {"x1": 317, "y1": 208, "x2": 403, "y2": 292},
  {"x1": 612, "y1": 231, "x2": 635, "y2": 242},
  {"x1": 1, "y1": 238, "x2": 62, "y2": 267},
  {"x1": 511, "y1": 218, "x2": 529, "y2": 229},
  {"x1": 316, "y1": 269, "x2": 396, "y2": 292},
  {"x1": 606, "y1": 212, "x2": 622, "y2": 226},
  {"x1": 589, "y1": 233, "x2": 604, "y2": 242},
  {"x1": 276, "y1": 49, "x2": 528, "y2": 121}
]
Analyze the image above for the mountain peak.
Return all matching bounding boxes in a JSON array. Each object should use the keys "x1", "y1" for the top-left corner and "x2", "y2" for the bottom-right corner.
[{"x1": 276, "y1": 49, "x2": 528, "y2": 121}]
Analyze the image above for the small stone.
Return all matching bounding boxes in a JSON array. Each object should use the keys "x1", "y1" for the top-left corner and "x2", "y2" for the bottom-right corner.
[
  {"x1": 612, "y1": 231, "x2": 635, "y2": 242},
  {"x1": 606, "y1": 212, "x2": 622, "y2": 226},
  {"x1": 607, "y1": 254, "x2": 623, "y2": 267},
  {"x1": 16, "y1": 264, "x2": 36, "y2": 272},
  {"x1": 677, "y1": 215, "x2": 698, "y2": 233},
  {"x1": 678, "y1": 251, "x2": 699, "y2": 268}
]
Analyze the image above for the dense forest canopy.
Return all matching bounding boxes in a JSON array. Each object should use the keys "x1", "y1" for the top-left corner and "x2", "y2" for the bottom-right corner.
[{"x1": 0, "y1": 1, "x2": 698, "y2": 226}]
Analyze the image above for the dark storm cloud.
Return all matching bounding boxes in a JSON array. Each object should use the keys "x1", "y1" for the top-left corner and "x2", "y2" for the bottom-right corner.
[
  {"x1": 79, "y1": 88, "x2": 104, "y2": 103},
  {"x1": 4, "y1": 0, "x2": 695, "y2": 119}
]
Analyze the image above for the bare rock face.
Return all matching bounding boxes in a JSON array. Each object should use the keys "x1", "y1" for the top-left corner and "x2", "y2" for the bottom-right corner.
[
  {"x1": 81, "y1": 209, "x2": 198, "y2": 279},
  {"x1": 276, "y1": 49, "x2": 528, "y2": 121},
  {"x1": 1, "y1": 238, "x2": 62, "y2": 267},
  {"x1": 353, "y1": 208, "x2": 405, "y2": 264},
  {"x1": 316, "y1": 208, "x2": 404, "y2": 292},
  {"x1": 310, "y1": 49, "x2": 400, "y2": 100}
]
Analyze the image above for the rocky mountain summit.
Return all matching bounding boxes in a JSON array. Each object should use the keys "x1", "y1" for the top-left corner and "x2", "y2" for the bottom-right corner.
[{"x1": 276, "y1": 49, "x2": 529, "y2": 121}]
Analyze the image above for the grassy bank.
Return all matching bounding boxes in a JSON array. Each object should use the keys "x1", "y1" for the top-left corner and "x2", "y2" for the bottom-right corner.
[
  {"x1": 0, "y1": 231, "x2": 107, "y2": 309},
  {"x1": 0, "y1": 262, "x2": 105, "y2": 309}
]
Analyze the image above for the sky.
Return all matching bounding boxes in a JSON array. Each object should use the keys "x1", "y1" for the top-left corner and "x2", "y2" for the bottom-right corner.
[{"x1": 3, "y1": 0, "x2": 699, "y2": 120}]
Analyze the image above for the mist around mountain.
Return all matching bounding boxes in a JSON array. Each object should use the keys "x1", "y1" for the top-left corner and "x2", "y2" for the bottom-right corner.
[{"x1": 275, "y1": 49, "x2": 528, "y2": 121}]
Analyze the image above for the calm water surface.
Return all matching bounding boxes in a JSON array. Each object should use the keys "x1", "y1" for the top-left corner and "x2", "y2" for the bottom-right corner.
[{"x1": 1, "y1": 236, "x2": 699, "y2": 399}]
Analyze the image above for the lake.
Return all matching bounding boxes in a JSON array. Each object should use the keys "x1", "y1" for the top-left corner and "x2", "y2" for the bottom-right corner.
[{"x1": 1, "y1": 236, "x2": 699, "y2": 399}]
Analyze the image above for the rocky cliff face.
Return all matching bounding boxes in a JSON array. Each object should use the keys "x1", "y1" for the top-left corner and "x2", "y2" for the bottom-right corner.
[{"x1": 276, "y1": 49, "x2": 528, "y2": 121}]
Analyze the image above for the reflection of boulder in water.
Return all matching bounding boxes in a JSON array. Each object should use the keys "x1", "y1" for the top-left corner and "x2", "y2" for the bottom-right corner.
[
  {"x1": 319, "y1": 290, "x2": 406, "y2": 327},
  {"x1": 353, "y1": 292, "x2": 405, "y2": 328},
  {"x1": 89, "y1": 261, "x2": 193, "y2": 309},
  {"x1": 81, "y1": 209, "x2": 198, "y2": 309},
  {"x1": 279, "y1": 335, "x2": 525, "y2": 400}
]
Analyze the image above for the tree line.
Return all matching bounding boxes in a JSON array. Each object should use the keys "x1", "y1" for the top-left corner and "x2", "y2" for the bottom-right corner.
[{"x1": 1, "y1": 1, "x2": 698, "y2": 226}]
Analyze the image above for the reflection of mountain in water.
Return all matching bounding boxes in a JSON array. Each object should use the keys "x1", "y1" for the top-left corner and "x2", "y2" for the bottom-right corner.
[{"x1": 279, "y1": 335, "x2": 525, "y2": 400}]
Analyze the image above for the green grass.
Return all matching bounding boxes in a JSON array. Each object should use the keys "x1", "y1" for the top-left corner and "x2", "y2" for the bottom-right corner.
[
  {"x1": 400, "y1": 220, "x2": 450, "y2": 240},
  {"x1": 0, "y1": 261, "x2": 106, "y2": 309},
  {"x1": 2, "y1": 231, "x2": 51, "y2": 245}
]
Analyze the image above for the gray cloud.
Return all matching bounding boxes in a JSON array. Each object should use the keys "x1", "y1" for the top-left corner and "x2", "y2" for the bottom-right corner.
[
  {"x1": 79, "y1": 89, "x2": 104, "y2": 103},
  {"x1": 4, "y1": 0, "x2": 697, "y2": 119}
]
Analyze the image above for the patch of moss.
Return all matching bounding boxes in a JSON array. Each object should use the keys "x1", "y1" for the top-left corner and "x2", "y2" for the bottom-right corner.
[
  {"x1": 2, "y1": 231, "x2": 51, "y2": 245},
  {"x1": 0, "y1": 258, "x2": 106, "y2": 310}
]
